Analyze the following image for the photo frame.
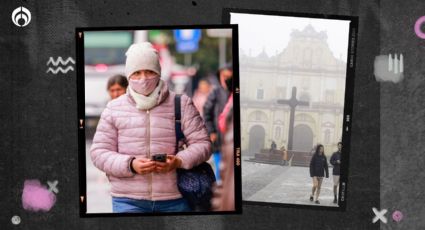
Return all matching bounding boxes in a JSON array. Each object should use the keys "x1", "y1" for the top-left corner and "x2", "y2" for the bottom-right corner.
[
  {"x1": 223, "y1": 8, "x2": 358, "y2": 210},
  {"x1": 76, "y1": 24, "x2": 242, "y2": 216}
]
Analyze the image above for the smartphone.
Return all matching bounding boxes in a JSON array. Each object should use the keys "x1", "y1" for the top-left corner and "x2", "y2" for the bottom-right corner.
[{"x1": 152, "y1": 154, "x2": 167, "y2": 162}]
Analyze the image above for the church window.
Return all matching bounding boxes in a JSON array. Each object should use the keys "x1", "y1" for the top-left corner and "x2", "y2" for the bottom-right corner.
[
  {"x1": 257, "y1": 88, "x2": 264, "y2": 100},
  {"x1": 275, "y1": 126, "x2": 281, "y2": 140},
  {"x1": 303, "y1": 48, "x2": 312, "y2": 68},
  {"x1": 325, "y1": 90, "x2": 334, "y2": 103},
  {"x1": 324, "y1": 129, "x2": 331, "y2": 144}
]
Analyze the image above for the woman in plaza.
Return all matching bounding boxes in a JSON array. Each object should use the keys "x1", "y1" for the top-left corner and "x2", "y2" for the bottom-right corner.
[{"x1": 309, "y1": 144, "x2": 329, "y2": 204}]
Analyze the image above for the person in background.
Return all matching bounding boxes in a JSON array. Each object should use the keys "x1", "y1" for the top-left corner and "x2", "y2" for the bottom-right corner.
[
  {"x1": 280, "y1": 145, "x2": 288, "y2": 166},
  {"x1": 107, "y1": 74, "x2": 128, "y2": 100},
  {"x1": 270, "y1": 140, "x2": 277, "y2": 153},
  {"x1": 90, "y1": 42, "x2": 211, "y2": 213},
  {"x1": 218, "y1": 72, "x2": 233, "y2": 134},
  {"x1": 211, "y1": 106, "x2": 235, "y2": 211},
  {"x1": 309, "y1": 144, "x2": 329, "y2": 204},
  {"x1": 203, "y1": 63, "x2": 233, "y2": 181},
  {"x1": 192, "y1": 78, "x2": 212, "y2": 118},
  {"x1": 330, "y1": 142, "x2": 342, "y2": 204}
]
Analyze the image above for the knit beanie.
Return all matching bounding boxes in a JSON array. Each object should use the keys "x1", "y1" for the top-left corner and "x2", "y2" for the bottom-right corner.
[{"x1": 125, "y1": 42, "x2": 161, "y2": 78}]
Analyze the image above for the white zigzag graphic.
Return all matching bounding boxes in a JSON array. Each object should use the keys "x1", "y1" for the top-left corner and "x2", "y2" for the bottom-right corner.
[
  {"x1": 47, "y1": 56, "x2": 75, "y2": 66},
  {"x1": 46, "y1": 66, "x2": 74, "y2": 74}
]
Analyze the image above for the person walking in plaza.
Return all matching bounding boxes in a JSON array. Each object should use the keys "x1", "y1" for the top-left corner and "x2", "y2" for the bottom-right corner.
[
  {"x1": 90, "y1": 42, "x2": 211, "y2": 213},
  {"x1": 280, "y1": 145, "x2": 288, "y2": 166},
  {"x1": 269, "y1": 140, "x2": 277, "y2": 153},
  {"x1": 330, "y1": 142, "x2": 342, "y2": 204},
  {"x1": 309, "y1": 144, "x2": 329, "y2": 204}
]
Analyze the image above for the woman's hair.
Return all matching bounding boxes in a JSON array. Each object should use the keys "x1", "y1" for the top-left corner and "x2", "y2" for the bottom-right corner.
[
  {"x1": 107, "y1": 74, "x2": 128, "y2": 90},
  {"x1": 199, "y1": 77, "x2": 211, "y2": 84},
  {"x1": 315, "y1": 144, "x2": 324, "y2": 155},
  {"x1": 216, "y1": 63, "x2": 233, "y2": 81}
]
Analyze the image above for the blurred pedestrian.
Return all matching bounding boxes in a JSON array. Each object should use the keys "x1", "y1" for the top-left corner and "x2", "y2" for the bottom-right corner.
[
  {"x1": 211, "y1": 106, "x2": 235, "y2": 211},
  {"x1": 309, "y1": 144, "x2": 329, "y2": 204},
  {"x1": 192, "y1": 78, "x2": 212, "y2": 118},
  {"x1": 280, "y1": 145, "x2": 288, "y2": 166},
  {"x1": 90, "y1": 42, "x2": 211, "y2": 213},
  {"x1": 203, "y1": 63, "x2": 233, "y2": 181},
  {"x1": 270, "y1": 140, "x2": 277, "y2": 153},
  {"x1": 107, "y1": 74, "x2": 128, "y2": 100}
]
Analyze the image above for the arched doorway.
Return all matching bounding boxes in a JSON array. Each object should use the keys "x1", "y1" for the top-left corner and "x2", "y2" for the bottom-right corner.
[
  {"x1": 248, "y1": 125, "x2": 266, "y2": 155},
  {"x1": 293, "y1": 124, "x2": 314, "y2": 152}
]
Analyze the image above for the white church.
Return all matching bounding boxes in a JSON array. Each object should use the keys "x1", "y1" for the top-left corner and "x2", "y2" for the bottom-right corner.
[{"x1": 239, "y1": 24, "x2": 347, "y2": 157}]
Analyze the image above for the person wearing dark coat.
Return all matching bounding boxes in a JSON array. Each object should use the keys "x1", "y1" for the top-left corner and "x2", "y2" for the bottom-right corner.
[
  {"x1": 330, "y1": 142, "x2": 342, "y2": 204},
  {"x1": 203, "y1": 64, "x2": 232, "y2": 181},
  {"x1": 269, "y1": 140, "x2": 277, "y2": 153},
  {"x1": 309, "y1": 144, "x2": 329, "y2": 204}
]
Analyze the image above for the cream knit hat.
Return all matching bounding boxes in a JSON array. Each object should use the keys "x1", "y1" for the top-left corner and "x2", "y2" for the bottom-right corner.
[{"x1": 125, "y1": 42, "x2": 161, "y2": 78}]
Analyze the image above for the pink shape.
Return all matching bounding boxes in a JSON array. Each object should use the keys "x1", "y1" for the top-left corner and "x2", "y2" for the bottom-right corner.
[
  {"x1": 392, "y1": 210, "x2": 404, "y2": 222},
  {"x1": 22, "y1": 180, "x2": 56, "y2": 212},
  {"x1": 414, "y1": 16, "x2": 425, "y2": 39}
]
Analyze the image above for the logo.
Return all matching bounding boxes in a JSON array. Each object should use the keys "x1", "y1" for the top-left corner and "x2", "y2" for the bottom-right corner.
[
  {"x1": 374, "y1": 53, "x2": 404, "y2": 83},
  {"x1": 11, "y1": 6, "x2": 31, "y2": 27},
  {"x1": 11, "y1": 215, "x2": 21, "y2": 225},
  {"x1": 46, "y1": 57, "x2": 75, "y2": 74}
]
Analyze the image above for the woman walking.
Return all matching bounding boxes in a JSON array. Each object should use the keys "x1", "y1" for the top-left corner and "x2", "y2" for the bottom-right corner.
[{"x1": 309, "y1": 144, "x2": 329, "y2": 204}]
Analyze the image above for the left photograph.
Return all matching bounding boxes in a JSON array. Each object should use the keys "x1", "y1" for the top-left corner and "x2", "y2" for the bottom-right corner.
[{"x1": 76, "y1": 25, "x2": 241, "y2": 216}]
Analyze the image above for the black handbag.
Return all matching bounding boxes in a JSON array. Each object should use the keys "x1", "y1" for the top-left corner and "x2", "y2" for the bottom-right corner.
[{"x1": 174, "y1": 95, "x2": 216, "y2": 211}]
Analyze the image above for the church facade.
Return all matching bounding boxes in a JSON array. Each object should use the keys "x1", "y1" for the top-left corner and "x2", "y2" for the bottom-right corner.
[{"x1": 240, "y1": 25, "x2": 347, "y2": 157}]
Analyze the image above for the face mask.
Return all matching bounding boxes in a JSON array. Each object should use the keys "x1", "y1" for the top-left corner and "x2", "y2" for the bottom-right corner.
[
  {"x1": 129, "y1": 77, "x2": 160, "y2": 96},
  {"x1": 225, "y1": 78, "x2": 233, "y2": 92}
]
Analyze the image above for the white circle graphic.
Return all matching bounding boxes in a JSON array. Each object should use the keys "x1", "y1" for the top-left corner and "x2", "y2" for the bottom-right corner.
[
  {"x1": 11, "y1": 215, "x2": 21, "y2": 225},
  {"x1": 11, "y1": 6, "x2": 31, "y2": 27}
]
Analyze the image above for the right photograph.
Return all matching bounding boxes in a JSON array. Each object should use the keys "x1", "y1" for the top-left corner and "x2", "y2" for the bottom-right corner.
[{"x1": 227, "y1": 9, "x2": 357, "y2": 208}]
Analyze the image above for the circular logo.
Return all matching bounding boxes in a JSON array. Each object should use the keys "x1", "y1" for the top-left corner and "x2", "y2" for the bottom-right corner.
[
  {"x1": 11, "y1": 6, "x2": 31, "y2": 27},
  {"x1": 11, "y1": 215, "x2": 21, "y2": 225},
  {"x1": 392, "y1": 210, "x2": 403, "y2": 222}
]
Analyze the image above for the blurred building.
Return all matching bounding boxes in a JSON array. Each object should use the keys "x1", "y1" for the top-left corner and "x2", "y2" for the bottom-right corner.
[{"x1": 240, "y1": 25, "x2": 347, "y2": 156}]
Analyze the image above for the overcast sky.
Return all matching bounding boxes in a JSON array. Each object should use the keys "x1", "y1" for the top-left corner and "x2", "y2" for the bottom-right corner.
[{"x1": 230, "y1": 13, "x2": 351, "y2": 61}]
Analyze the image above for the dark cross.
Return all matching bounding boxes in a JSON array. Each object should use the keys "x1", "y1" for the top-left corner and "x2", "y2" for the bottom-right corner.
[{"x1": 277, "y1": 87, "x2": 310, "y2": 151}]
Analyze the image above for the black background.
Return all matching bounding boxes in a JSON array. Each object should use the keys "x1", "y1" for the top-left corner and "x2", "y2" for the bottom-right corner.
[{"x1": 4, "y1": 0, "x2": 417, "y2": 229}]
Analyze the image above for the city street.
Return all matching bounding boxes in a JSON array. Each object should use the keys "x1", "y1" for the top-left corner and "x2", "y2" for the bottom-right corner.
[{"x1": 242, "y1": 156, "x2": 338, "y2": 207}]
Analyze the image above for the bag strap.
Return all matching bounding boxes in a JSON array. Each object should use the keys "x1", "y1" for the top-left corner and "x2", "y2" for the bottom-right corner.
[{"x1": 175, "y1": 94, "x2": 185, "y2": 153}]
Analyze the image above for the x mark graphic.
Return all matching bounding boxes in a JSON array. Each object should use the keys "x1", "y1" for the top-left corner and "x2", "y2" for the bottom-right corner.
[
  {"x1": 372, "y1": 207, "x2": 387, "y2": 224},
  {"x1": 47, "y1": 180, "x2": 59, "y2": 194}
]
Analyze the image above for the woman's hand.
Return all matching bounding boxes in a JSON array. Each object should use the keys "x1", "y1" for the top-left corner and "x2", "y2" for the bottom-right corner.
[
  {"x1": 131, "y1": 157, "x2": 156, "y2": 175},
  {"x1": 154, "y1": 155, "x2": 182, "y2": 173}
]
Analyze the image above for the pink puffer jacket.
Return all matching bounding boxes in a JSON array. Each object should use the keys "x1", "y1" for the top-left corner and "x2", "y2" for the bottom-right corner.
[{"x1": 90, "y1": 82, "x2": 211, "y2": 201}]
